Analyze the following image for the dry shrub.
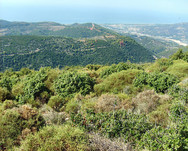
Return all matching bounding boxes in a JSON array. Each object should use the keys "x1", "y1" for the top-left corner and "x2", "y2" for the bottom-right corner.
[
  {"x1": 40, "y1": 104, "x2": 67, "y2": 125},
  {"x1": 89, "y1": 133, "x2": 132, "y2": 151},
  {"x1": 132, "y1": 90, "x2": 161, "y2": 114},
  {"x1": 18, "y1": 105, "x2": 38, "y2": 120},
  {"x1": 95, "y1": 94, "x2": 121, "y2": 113},
  {"x1": 21, "y1": 128, "x2": 32, "y2": 140},
  {"x1": 148, "y1": 103, "x2": 171, "y2": 126}
]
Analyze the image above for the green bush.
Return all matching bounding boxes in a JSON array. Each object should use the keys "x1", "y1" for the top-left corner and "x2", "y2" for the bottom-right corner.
[
  {"x1": 133, "y1": 72, "x2": 179, "y2": 93},
  {"x1": 100, "y1": 62, "x2": 143, "y2": 78},
  {"x1": 71, "y1": 110, "x2": 152, "y2": 143},
  {"x1": 54, "y1": 72, "x2": 95, "y2": 97},
  {"x1": 18, "y1": 68, "x2": 47, "y2": 104},
  {"x1": 48, "y1": 95, "x2": 66, "y2": 111},
  {"x1": 0, "y1": 87, "x2": 9, "y2": 102},
  {"x1": 138, "y1": 126, "x2": 183, "y2": 151},
  {"x1": 146, "y1": 58, "x2": 173, "y2": 72},
  {"x1": 0, "y1": 105, "x2": 45, "y2": 150},
  {"x1": 86, "y1": 64, "x2": 102, "y2": 71},
  {"x1": 166, "y1": 60, "x2": 188, "y2": 78},
  {"x1": 17, "y1": 125, "x2": 89, "y2": 151},
  {"x1": 168, "y1": 85, "x2": 188, "y2": 103},
  {"x1": 0, "y1": 109, "x2": 21, "y2": 150},
  {"x1": 95, "y1": 69, "x2": 142, "y2": 95}
]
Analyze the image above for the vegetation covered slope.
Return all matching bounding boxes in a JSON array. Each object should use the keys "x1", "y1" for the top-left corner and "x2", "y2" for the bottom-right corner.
[
  {"x1": 0, "y1": 35, "x2": 154, "y2": 71},
  {"x1": 103, "y1": 23, "x2": 188, "y2": 58},
  {"x1": 0, "y1": 51, "x2": 187, "y2": 150},
  {"x1": 0, "y1": 20, "x2": 117, "y2": 38}
]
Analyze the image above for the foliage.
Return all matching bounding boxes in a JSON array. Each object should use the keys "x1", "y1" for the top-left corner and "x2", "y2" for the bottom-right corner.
[
  {"x1": 166, "y1": 59, "x2": 188, "y2": 78},
  {"x1": 0, "y1": 109, "x2": 22, "y2": 150},
  {"x1": 100, "y1": 62, "x2": 143, "y2": 78},
  {"x1": 86, "y1": 64, "x2": 102, "y2": 71},
  {"x1": 95, "y1": 69, "x2": 142, "y2": 95},
  {"x1": 137, "y1": 126, "x2": 183, "y2": 151},
  {"x1": 17, "y1": 125, "x2": 89, "y2": 151},
  {"x1": 54, "y1": 72, "x2": 95, "y2": 97},
  {"x1": 18, "y1": 68, "x2": 48, "y2": 104},
  {"x1": 0, "y1": 105, "x2": 45, "y2": 150},
  {"x1": 0, "y1": 87, "x2": 9, "y2": 102},
  {"x1": 168, "y1": 85, "x2": 188, "y2": 103},
  {"x1": 71, "y1": 110, "x2": 153, "y2": 143},
  {"x1": 170, "y1": 48, "x2": 188, "y2": 62},
  {"x1": 133, "y1": 72, "x2": 180, "y2": 93},
  {"x1": 146, "y1": 58, "x2": 173, "y2": 72},
  {"x1": 0, "y1": 35, "x2": 154, "y2": 71},
  {"x1": 47, "y1": 95, "x2": 66, "y2": 111}
]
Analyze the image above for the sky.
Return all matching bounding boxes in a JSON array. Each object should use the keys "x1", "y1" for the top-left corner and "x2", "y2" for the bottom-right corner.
[{"x1": 0, "y1": 0, "x2": 188, "y2": 24}]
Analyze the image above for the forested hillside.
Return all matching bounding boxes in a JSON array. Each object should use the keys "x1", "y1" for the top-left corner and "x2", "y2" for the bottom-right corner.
[
  {"x1": 0, "y1": 50, "x2": 187, "y2": 150},
  {"x1": 0, "y1": 20, "x2": 116, "y2": 38},
  {"x1": 0, "y1": 35, "x2": 154, "y2": 71}
]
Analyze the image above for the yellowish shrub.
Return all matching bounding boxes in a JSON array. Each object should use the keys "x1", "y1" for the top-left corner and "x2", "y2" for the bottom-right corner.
[{"x1": 95, "y1": 94, "x2": 121, "y2": 112}]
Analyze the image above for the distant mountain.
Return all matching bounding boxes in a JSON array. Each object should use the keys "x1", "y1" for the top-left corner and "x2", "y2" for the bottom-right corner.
[
  {"x1": 0, "y1": 35, "x2": 154, "y2": 71},
  {"x1": 0, "y1": 20, "x2": 117, "y2": 38},
  {"x1": 102, "y1": 23, "x2": 188, "y2": 57}
]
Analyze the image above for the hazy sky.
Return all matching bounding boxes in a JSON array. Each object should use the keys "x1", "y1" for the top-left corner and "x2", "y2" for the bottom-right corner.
[{"x1": 0, "y1": 0, "x2": 188, "y2": 24}]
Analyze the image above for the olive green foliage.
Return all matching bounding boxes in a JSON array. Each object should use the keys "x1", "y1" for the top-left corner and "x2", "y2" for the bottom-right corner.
[
  {"x1": 169, "y1": 85, "x2": 188, "y2": 103},
  {"x1": 86, "y1": 64, "x2": 102, "y2": 71},
  {"x1": 0, "y1": 109, "x2": 21, "y2": 150},
  {"x1": 0, "y1": 105, "x2": 45, "y2": 150},
  {"x1": 18, "y1": 68, "x2": 48, "y2": 104},
  {"x1": 167, "y1": 60, "x2": 188, "y2": 78},
  {"x1": 95, "y1": 69, "x2": 142, "y2": 95},
  {"x1": 0, "y1": 87, "x2": 9, "y2": 102},
  {"x1": 133, "y1": 72, "x2": 179, "y2": 93},
  {"x1": 54, "y1": 72, "x2": 95, "y2": 97},
  {"x1": 170, "y1": 48, "x2": 188, "y2": 62},
  {"x1": 100, "y1": 62, "x2": 143, "y2": 78},
  {"x1": 71, "y1": 110, "x2": 152, "y2": 143},
  {"x1": 17, "y1": 125, "x2": 89, "y2": 151},
  {"x1": 48, "y1": 95, "x2": 65, "y2": 111},
  {"x1": 146, "y1": 58, "x2": 173, "y2": 72},
  {"x1": 138, "y1": 126, "x2": 183, "y2": 150}
]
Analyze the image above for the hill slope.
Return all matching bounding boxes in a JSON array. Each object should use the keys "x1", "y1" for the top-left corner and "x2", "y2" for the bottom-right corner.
[
  {"x1": 0, "y1": 35, "x2": 154, "y2": 71},
  {"x1": 103, "y1": 23, "x2": 188, "y2": 57},
  {"x1": 0, "y1": 20, "x2": 116, "y2": 38}
]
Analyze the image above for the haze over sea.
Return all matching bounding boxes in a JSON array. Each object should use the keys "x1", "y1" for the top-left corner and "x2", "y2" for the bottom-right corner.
[{"x1": 1, "y1": 0, "x2": 188, "y2": 24}]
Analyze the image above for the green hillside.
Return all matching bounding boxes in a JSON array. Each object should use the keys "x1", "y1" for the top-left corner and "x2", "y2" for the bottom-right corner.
[
  {"x1": 0, "y1": 20, "x2": 116, "y2": 38},
  {"x1": 0, "y1": 35, "x2": 154, "y2": 71}
]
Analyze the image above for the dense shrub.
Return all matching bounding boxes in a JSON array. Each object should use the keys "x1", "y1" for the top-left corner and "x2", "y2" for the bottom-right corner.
[
  {"x1": 170, "y1": 48, "x2": 188, "y2": 62},
  {"x1": 137, "y1": 126, "x2": 183, "y2": 151},
  {"x1": 54, "y1": 72, "x2": 95, "y2": 97},
  {"x1": 0, "y1": 109, "x2": 22, "y2": 150},
  {"x1": 132, "y1": 90, "x2": 161, "y2": 114},
  {"x1": 86, "y1": 64, "x2": 102, "y2": 71},
  {"x1": 166, "y1": 60, "x2": 188, "y2": 78},
  {"x1": 146, "y1": 58, "x2": 173, "y2": 72},
  {"x1": 18, "y1": 68, "x2": 47, "y2": 104},
  {"x1": 71, "y1": 110, "x2": 152, "y2": 143},
  {"x1": 47, "y1": 95, "x2": 66, "y2": 111},
  {"x1": 100, "y1": 62, "x2": 143, "y2": 78},
  {"x1": 168, "y1": 85, "x2": 188, "y2": 103},
  {"x1": 17, "y1": 125, "x2": 89, "y2": 151},
  {"x1": 133, "y1": 72, "x2": 179, "y2": 93},
  {"x1": 95, "y1": 94, "x2": 121, "y2": 113},
  {"x1": 0, "y1": 87, "x2": 9, "y2": 102},
  {"x1": 95, "y1": 69, "x2": 142, "y2": 95}
]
